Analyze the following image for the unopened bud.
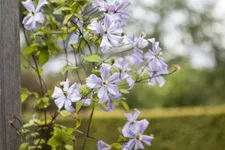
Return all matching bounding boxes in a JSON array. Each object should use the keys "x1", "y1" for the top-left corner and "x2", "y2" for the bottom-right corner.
[
  {"x1": 173, "y1": 65, "x2": 181, "y2": 72},
  {"x1": 140, "y1": 31, "x2": 146, "y2": 38}
]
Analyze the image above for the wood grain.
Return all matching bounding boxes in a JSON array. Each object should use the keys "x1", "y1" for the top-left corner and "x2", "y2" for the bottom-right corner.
[{"x1": 0, "y1": 0, "x2": 21, "y2": 149}]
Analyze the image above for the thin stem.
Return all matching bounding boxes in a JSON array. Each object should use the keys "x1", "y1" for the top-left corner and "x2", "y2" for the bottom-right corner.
[{"x1": 81, "y1": 108, "x2": 95, "y2": 150}]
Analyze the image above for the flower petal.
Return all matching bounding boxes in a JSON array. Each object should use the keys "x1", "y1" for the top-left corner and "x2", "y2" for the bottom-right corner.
[
  {"x1": 86, "y1": 74, "x2": 102, "y2": 88},
  {"x1": 100, "y1": 63, "x2": 111, "y2": 81},
  {"x1": 54, "y1": 97, "x2": 65, "y2": 110},
  {"x1": 36, "y1": 0, "x2": 48, "y2": 12},
  {"x1": 98, "y1": 86, "x2": 109, "y2": 103},
  {"x1": 22, "y1": 0, "x2": 35, "y2": 12}
]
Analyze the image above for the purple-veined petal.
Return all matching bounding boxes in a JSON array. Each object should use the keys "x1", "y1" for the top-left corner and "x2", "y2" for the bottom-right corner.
[
  {"x1": 86, "y1": 74, "x2": 102, "y2": 88},
  {"x1": 107, "y1": 34, "x2": 123, "y2": 46},
  {"x1": 61, "y1": 79, "x2": 70, "y2": 92},
  {"x1": 64, "y1": 99, "x2": 75, "y2": 112},
  {"x1": 156, "y1": 76, "x2": 166, "y2": 87},
  {"x1": 100, "y1": 63, "x2": 111, "y2": 81},
  {"x1": 126, "y1": 76, "x2": 135, "y2": 89},
  {"x1": 133, "y1": 109, "x2": 141, "y2": 121},
  {"x1": 106, "y1": 84, "x2": 119, "y2": 95},
  {"x1": 124, "y1": 139, "x2": 135, "y2": 149},
  {"x1": 138, "y1": 119, "x2": 149, "y2": 134},
  {"x1": 22, "y1": 0, "x2": 35, "y2": 12},
  {"x1": 108, "y1": 72, "x2": 121, "y2": 83},
  {"x1": 52, "y1": 86, "x2": 64, "y2": 99},
  {"x1": 122, "y1": 127, "x2": 135, "y2": 138},
  {"x1": 36, "y1": 0, "x2": 48, "y2": 12},
  {"x1": 100, "y1": 35, "x2": 112, "y2": 52},
  {"x1": 141, "y1": 135, "x2": 153, "y2": 146},
  {"x1": 54, "y1": 97, "x2": 65, "y2": 110},
  {"x1": 103, "y1": 15, "x2": 111, "y2": 29},
  {"x1": 88, "y1": 20, "x2": 104, "y2": 35},
  {"x1": 98, "y1": 86, "x2": 109, "y2": 103},
  {"x1": 97, "y1": 140, "x2": 111, "y2": 150},
  {"x1": 35, "y1": 12, "x2": 45, "y2": 24},
  {"x1": 134, "y1": 140, "x2": 144, "y2": 150}
]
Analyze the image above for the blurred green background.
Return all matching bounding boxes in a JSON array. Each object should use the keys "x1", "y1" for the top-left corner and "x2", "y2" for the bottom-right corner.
[{"x1": 21, "y1": 0, "x2": 225, "y2": 149}]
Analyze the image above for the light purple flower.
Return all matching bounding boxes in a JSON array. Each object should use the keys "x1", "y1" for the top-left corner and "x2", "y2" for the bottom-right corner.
[
  {"x1": 122, "y1": 119, "x2": 153, "y2": 150},
  {"x1": 86, "y1": 63, "x2": 121, "y2": 103},
  {"x1": 148, "y1": 65, "x2": 168, "y2": 87},
  {"x1": 104, "y1": 93, "x2": 122, "y2": 112},
  {"x1": 107, "y1": 0, "x2": 132, "y2": 19},
  {"x1": 52, "y1": 79, "x2": 81, "y2": 112},
  {"x1": 127, "y1": 35, "x2": 148, "y2": 50},
  {"x1": 125, "y1": 35, "x2": 149, "y2": 66},
  {"x1": 22, "y1": 0, "x2": 48, "y2": 30},
  {"x1": 88, "y1": 15, "x2": 123, "y2": 52},
  {"x1": 105, "y1": 0, "x2": 132, "y2": 25},
  {"x1": 92, "y1": 0, "x2": 108, "y2": 11},
  {"x1": 144, "y1": 38, "x2": 167, "y2": 69},
  {"x1": 113, "y1": 58, "x2": 134, "y2": 89},
  {"x1": 126, "y1": 49, "x2": 144, "y2": 66},
  {"x1": 123, "y1": 109, "x2": 141, "y2": 133},
  {"x1": 97, "y1": 140, "x2": 111, "y2": 150}
]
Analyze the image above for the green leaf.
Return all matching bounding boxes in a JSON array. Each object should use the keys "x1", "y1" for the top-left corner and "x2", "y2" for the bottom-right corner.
[
  {"x1": 61, "y1": 65, "x2": 78, "y2": 75},
  {"x1": 63, "y1": 14, "x2": 73, "y2": 25},
  {"x1": 65, "y1": 145, "x2": 73, "y2": 150},
  {"x1": 120, "y1": 101, "x2": 129, "y2": 111},
  {"x1": 120, "y1": 89, "x2": 130, "y2": 94},
  {"x1": 84, "y1": 55, "x2": 103, "y2": 63},
  {"x1": 23, "y1": 43, "x2": 39, "y2": 55},
  {"x1": 76, "y1": 101, "x2": 83, "y2": 112},
  {"x1": 21, "y1": 88, "x2": 31, "y2": 103},
  {"x1": 117, "y1": 135, "x2": 127, "y2": 142},
  {"x1": 75, "y1": 114, "x2": 81, "y2": 129},
  {"x1": 53, "y1": 6, "x2": 71, "y2": 15},
  {"x1": 34, "y1": 139, "x2": 45, "y2": 145},
  {"x1": 19, "y1": 142, "x2": 29, "y2": 150},
  {"x1": 47, "y1": 136, "x2": 60, "y2": 147},
  {"x1": 21, "y1": 93, "x2": 29, "y2": 103},
  {"x1": 38, "y1": 50, "x2": 49, "y2": 66},
  {"x1": 111, "y1": 143, "x2": 122, "y2": 149},
  {"x1": 60, "y1": 110, "x2": 71, "y2": 117}
]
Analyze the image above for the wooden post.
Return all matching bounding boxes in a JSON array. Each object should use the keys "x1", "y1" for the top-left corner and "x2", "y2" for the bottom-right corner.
[{"x1": 0, "y1": 0, "x2": 21, "y2": 149}]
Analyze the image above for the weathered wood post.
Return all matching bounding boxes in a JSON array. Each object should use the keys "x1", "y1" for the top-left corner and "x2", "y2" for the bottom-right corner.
[{"x1": 0, "y1": 0, "x2": 21, "y2": 149}]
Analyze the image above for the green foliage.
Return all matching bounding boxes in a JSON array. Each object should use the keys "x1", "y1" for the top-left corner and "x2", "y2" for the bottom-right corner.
[
  {"x1": 84, "y1": 54, "x2": 103, "y2": 63},
  {"x1": 47, "y1": 127, "x2": 75, "y2": 148},
  {"x1": 61, "y1": 65, "x2": 78, "y2": 75},
  {"x1": 19, "y1": 143, "x2": 29, "y2": 150}
]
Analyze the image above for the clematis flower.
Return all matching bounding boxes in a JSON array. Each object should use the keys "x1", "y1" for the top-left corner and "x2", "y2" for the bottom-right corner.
[
  {"x1": 122, "y1": 119, "x2": 153, "y2": 150},
  {"x1": 113, "y1": 58, "x2": 135, "y2": 89},
  {"x1": 52, "y1": 79, "x2": 81, "y2": 112},
  {"x1": 148, "y1": 65, "x2": 168, "y2": 87},
  {"x1": 144, "y1": 38, "x2": 167, "y2": 69},
  {"x1": 107, "y1": 0, "x2": 132, "y2": 20},
  {"x1": 86, "y1": 63, "x2": 121, "y2": 103},
  {"x1": 106, "y1": 0, "x2": 132, "y2": 25},
  {"x1": 127, "y1": 35, "x2": 148, "y2": 50},
  {"x1": 104, "y1": 93, "x2": 122, "y2": 112},
  {"x1": 97, "y1": 140, "x2": 111, "y2": 150},
  {"x1": 123, "y1": 109, "x2": 141, "y2": 134},
  {"x1": 126, "y1": 49, "x2": 144, "y2": 66},
  {"x1": 22, "y1": 0, "x2": 48, "y2": 30},
  {"x1": 126, "y1": 35, "x2": 149, "y2": 66},
  {"x1": 88, "y1": 15, "x2": 123, "y2": 52}
]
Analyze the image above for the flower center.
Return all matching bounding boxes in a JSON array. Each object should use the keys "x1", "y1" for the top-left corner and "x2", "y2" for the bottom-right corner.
[
  {"x1": 136, "y1": 134, "x2": 142, "y2": 141},
  {"x1": 156, "y1": 52, "x2": 162, "y2": 57}
]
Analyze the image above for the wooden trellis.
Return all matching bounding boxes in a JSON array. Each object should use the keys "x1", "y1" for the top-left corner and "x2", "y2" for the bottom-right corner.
[{"x1": 0, "y1": 0, "x2": 21, "y2": 149}]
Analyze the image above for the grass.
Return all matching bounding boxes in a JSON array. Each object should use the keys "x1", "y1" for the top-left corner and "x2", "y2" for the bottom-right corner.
[{"x1": 23, "y1": 105, "x2": 225, "y2": 150}]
